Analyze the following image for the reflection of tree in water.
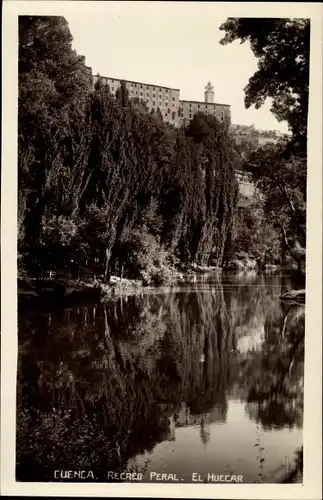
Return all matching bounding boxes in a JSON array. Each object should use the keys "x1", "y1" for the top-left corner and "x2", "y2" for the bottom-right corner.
[
  {"x1": 200, "y1": 417, "x2": 211, "y2": 448},
  {"x1": 282, "y1": 447, "x2": 303, "y2": 483},
  {"x1": 237, "y1": 303, "x2": 304, "y2": 430},
  {"x1": 17, "y1": 286, "x2": 235, "y2": 480},
  {"x1": 16, "y1": 273, "x2": 304, "y2": 481}
]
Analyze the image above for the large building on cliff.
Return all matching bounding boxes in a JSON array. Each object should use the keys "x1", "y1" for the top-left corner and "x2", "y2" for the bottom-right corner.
[
  {"x1": 94, "y1": 75, "x2": 231, "y2": 127},
  {"x1": 92, "y1": 74, "x2": 256, "y2": 202}
]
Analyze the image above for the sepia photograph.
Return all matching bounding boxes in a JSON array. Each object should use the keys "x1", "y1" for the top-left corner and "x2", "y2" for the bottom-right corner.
[{"x1": 1, "y1": 1, "x2": 322, "y2": 498}]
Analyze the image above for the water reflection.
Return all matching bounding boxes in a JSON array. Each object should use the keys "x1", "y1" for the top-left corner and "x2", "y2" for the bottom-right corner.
[{"x1": 16, "y1": 273, "x2": 304, "y2": 482}]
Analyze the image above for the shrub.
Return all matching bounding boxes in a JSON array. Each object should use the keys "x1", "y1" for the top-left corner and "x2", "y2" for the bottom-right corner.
[{"x1": 118, "y1": 229, "x2": 173, "y2": 285}]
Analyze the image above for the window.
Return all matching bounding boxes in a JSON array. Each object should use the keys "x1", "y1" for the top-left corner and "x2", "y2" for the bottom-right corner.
[
  {"x1": 134, "y1": 83, "x2": 137, "y2": 88},
  {"x1": 172, "y1": 103, "x2": 175, "y2": 107},
  {"x1": 136, "y1": 91, "x2": 138, "y2": 95},
  {"x1": 159, "y1": 94, "x2": 162, "y2": 98},
  {"x1": 152, "y1": 108, "x2": 155, "y2": 112},
  {"x1": 189, "y1": 103, "x2": 192, "y2": 107},
  {"x1": 111, "y1": 87, "x2": 114, "y2": 91},
  {"x1": 140, "y1": 92, "x2": 143, "y2": 96},
  {"x1": 165, "y1": 89, "x2": 168, "y2": 93},
  {"x1": 111, "y1": 79, "x2": 114, "y2": 83},
  {"x1": 146, "y1": 99, "x2": 149, "y2": 103},
  {"x1": 181, "y1": 112, "x2": 183, "y2": 117},
  {"x1": 152, "y1": 93, "x2": 155, "y2": 97},
  {"x1": 189, "y1": 114, "x2": 192, "y2": 118},
  {"x1": 165, "y1": 113, "x2": 168, "y2": 117},
  {"x1": 165, "y1": 102, "x2": 168, "y2": 107},
  {"x1": 140, "y1": 85, "x2": 142, "y2": 89},
  {"x1": 153, "y1": 101, "x2": 155, "y2": 106},
  {"x1": 172, "y1": 112, "x2": 175, "y2": 120},
  {"x1": 159, "y1": 102, "x2": 162, "y2": 107},
  {"x1": 198, "y1": 104, "x2": 200, "y2": 109},
  {"x1": 172, "y1": 97, "x2": 175, "y2": 101},
  {"x1": 153, "y1": 87, "x2": 155, "y2": 90}
]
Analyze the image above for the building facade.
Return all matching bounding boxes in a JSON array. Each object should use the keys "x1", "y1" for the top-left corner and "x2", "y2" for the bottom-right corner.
[
  {"x1": 94, "y1": 76, "x2": 230, "y2": 127},
  {"x1": 180, "y1": 82, "x2": 231, "y2": 127},
  {"x1": 95, "y1": 75, "x2": 181, "y2": 126}
]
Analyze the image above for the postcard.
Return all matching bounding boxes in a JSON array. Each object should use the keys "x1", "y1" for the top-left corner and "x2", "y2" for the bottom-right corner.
[{"x1": 1, "y1": 2, "x2": 322, "y2": 498}]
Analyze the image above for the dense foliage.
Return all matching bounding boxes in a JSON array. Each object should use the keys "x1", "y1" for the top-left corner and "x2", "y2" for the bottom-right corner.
[
  {"x1": 18, "y1": 16, "x2": 309, "y2": 280},
  {"x1": 220, "y1": 18, "x2": 310, "y2": 152},
  {"x1": 220, "y1": 18, "x2": 309, "y2": 272},
  {"x1": 18, "y1": 16, "x2": 238, "y2": 282}
]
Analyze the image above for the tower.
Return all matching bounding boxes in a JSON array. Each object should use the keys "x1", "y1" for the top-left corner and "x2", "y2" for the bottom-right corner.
[{"x1": 204, "y1": 81, "x2": 214, "y2": 103}]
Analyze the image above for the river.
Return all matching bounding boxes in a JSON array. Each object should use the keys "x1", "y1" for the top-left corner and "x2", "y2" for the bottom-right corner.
[{"x1": 16, "y1": 272, "x2": 304, "y2": 483}]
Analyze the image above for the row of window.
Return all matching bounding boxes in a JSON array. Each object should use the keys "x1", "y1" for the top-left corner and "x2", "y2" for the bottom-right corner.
[
  {"x1": 146, "y1": 100, "x2": 176, "y2": 107},
  {"x1": 108, "y1": 78, "x2": 176, "y2": 94},
  {"x1": 150, "y1": 108, "x2": 175, "y2": 118},
  {"x1": 185, "y1": 107, "x2": 226, "y2": 116},
  {"x1": 165, "y1": 112, "x2": 176, "y2": 120},
  {"x1": 186, "y1": 102, "x2": 222, "y2": 110},
  {"x1": 110, "y1": 86, "x2": 176, "y2": 102},
  {"x1": 187, "y1": 111, "x2": 225, "y2": 120},
  {"x1": 140, "y1": 92, "x2": 176, "y2": 101}
]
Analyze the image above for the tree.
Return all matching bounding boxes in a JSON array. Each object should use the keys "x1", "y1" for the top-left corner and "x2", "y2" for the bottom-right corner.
[
  {"x1": 220, "y1": 18, "x2": 310, "y2": 152},
  {"x1": 232, "y1": 192, "x2": 281, "y2": 267},
  {"x1": 19, "y1": 17, "x2": 239, "y2": 280},
  {"x1": 250, "y1": 144, "x2": 306, "y2": 270},
  {"x1": 18, "y1": 16, "x2": 92, "y2": 246},
  {"x1": 220, "y1": 18, "x2": 309, "y2": 271}
]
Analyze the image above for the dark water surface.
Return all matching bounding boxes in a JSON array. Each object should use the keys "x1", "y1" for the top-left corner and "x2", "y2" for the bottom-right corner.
[{"x1": 17, "y1": 272, "x2": 304, "y2": 483}]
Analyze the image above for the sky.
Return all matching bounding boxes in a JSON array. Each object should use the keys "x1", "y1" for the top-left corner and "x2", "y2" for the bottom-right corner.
[{"x1": 63, "y1": 2, "x2": 289, "y2": 132}]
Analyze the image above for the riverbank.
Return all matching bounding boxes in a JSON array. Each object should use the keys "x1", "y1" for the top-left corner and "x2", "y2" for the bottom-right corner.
[
  {"x1": 18, "y1": 263, "x2": 305, "y2": 309},
  {"x1": 18, "y1": 268, "x2": 186, "y2": 308},
  {"x1": 18, "y1": 277, "x2": 103, "y2": 308}
]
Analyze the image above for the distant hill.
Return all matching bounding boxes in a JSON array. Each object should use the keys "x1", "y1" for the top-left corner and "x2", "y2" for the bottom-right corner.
[{"x1": 230, "y1": 124, "x2": 288, "y2": 149}]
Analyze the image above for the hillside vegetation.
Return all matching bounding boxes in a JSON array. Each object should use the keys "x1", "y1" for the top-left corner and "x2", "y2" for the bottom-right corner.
[{"x1": 18, "y1": 17, "x2": 308, "y2": 284}]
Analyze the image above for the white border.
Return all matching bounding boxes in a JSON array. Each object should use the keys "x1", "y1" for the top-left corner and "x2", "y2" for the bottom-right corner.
[{"x1": 1, "y1": 2, "x2": 322, "y2": 498}]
